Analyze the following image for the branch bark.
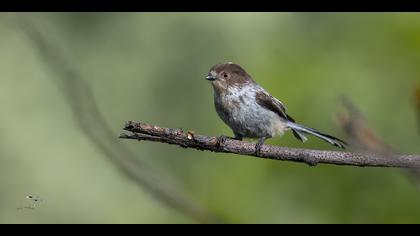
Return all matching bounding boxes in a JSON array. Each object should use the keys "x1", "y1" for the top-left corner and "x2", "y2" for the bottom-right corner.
[{"x1": 120, "y1": 121, "x2": 420, "y2": 168}]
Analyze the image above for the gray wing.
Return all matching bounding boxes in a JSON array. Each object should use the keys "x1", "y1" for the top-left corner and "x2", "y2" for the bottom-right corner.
[
  {"x1": 255, "y1": 91, "x2": 295, "y2": 122},
  {"x1": 255, "y1": 90, "x2": 309, "y2": 142}
]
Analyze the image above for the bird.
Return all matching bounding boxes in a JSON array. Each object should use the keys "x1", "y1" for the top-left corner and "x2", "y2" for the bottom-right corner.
[{"x1": 205, "y1": 62, "x2": 347, "y2": 155}]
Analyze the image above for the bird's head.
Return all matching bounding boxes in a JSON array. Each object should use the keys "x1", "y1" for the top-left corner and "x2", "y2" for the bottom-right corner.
[{"x1": 206, "y1": 62, "x2": 253, "y2": 92}]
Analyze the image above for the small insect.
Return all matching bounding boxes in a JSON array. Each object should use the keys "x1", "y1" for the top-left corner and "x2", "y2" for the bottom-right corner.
[
  {"x1": 17, "y1": 194, "x2": 43, "y2": 211},
  {"x1": 26, "y1": 194, "x2": 42, "y2": 203}
]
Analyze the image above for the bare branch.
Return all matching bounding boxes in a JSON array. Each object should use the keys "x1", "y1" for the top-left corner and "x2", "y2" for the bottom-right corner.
[{"x1": 120, "y1": 121, "x2": 420, "y2": 168}]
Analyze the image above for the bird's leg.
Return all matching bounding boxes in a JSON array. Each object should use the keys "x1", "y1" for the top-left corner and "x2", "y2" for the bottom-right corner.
[
  {"x1": 255, "y1": 137, "x2": 267, "y2": 156},
  {"x1": 233, "y1": 133, "x2": 243, "y2": 141},
  {"x1": 217, "y1": 134, "x2": 242, "y2": 151},
  {"x1": 216, "y1": 135, "x2": 228, "y2": 151}
]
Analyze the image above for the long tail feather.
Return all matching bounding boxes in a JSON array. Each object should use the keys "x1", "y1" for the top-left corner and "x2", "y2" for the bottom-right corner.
[{"x1": 287, "y1": 122, "x2": 347, "y2": 149}]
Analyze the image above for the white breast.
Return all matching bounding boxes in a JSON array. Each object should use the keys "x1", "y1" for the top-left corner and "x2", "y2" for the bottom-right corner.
[{"x1": 219, "y1": 84, "x2": 289, "y2": 138}]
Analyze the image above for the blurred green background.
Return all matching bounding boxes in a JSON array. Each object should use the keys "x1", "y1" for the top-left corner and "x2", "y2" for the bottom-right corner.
[{"x1": 1, "y1": 13, "x2": 420, "y2": 223}]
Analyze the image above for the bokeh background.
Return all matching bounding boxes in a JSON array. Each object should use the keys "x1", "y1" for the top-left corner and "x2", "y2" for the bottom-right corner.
[{"x1": 1, "y1": 13, "x2": 420, "y2": 223}]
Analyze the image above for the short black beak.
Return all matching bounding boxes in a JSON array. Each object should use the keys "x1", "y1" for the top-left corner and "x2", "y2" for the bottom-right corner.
[{"x1": 206, "y1": 75, "x2": 216, "y2": 81}]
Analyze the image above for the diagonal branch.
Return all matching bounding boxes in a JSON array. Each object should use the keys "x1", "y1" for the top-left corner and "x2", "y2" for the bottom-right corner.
[
  {"x1": 15, "y1": 14, "x2": 222, "y2": 223},
  {"x1": 336, "y1": 96, "x2": 420, "y2": 187},
  {"x1": 335, "y1": 96, "x2": 393, "y2": 155},
  {"x1": 120, "y1": 121, "x2": 420, "y2": 168}
]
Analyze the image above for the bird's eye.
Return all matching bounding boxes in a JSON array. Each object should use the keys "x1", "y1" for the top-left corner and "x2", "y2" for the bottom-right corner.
[{"x1": 223, "y1": 73, "x2": 228, "y2": 78}]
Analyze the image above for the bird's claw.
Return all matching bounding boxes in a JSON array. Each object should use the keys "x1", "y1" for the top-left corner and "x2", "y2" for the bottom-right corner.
[
  {"x1": 216, "y1": 135, "x2": 228, "y2": 151},
  {"x1": 255, "y1": 143, "x2": 262, "y2": 156},
  {"x1": 233, "y1": 135, "x2": 243, "y2": 141},
  {"x1": 254, "y1": 137, "x2": 266, "y2": 156}
]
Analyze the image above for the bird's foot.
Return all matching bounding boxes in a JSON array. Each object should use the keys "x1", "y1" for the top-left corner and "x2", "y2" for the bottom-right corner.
[
  {"x1": 255, "y1": 143, "x2": 262, "y2": 156},
  {"x1": 255, "y1": 137, "x2": 267, "y2": 156},
  {"x1": 216, "y1": 135, "x2": 228, "y2": 152},
  {"x1": 233, "y1": 134, "x2": 243, "y2": 141}
]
